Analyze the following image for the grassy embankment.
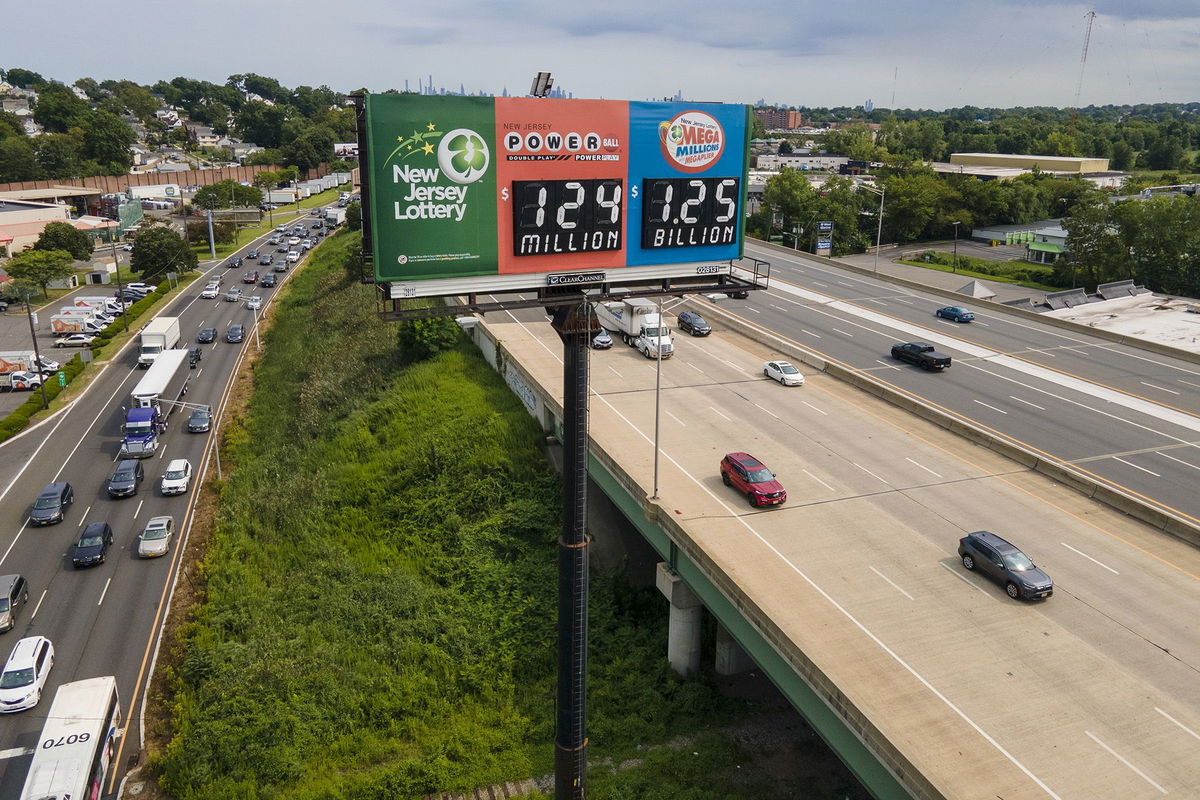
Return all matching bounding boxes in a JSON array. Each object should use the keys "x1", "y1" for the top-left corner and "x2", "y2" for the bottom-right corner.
[
  {"x1": 896, "y1": 250, "x2": 1062, "y2": 292},
  {"x1": 153, "y1": 233, "x2": 844, "y2": 799}
]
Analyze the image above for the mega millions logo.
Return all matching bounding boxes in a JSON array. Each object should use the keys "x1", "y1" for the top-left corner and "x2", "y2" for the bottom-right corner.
[
  {"x1": 385, "y1": 123, "x2": 490, "y2": 226},
  {"x1": 659, "y1": 111, "x2": 724, "y2": 173}
]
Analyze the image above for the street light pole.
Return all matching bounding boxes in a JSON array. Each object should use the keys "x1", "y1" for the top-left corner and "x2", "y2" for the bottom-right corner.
[
  {"x1": 952, "y1": 221, "x2": 961, "y2": 273},
  {"x1": 108, "y1": 238, "x2": 129, "y2": 332},
  {"x1": 21, "y1": 293, "x2": 49, "y2": 411},
  {"x1": 859, "y1": 183, "x2": 885, "y2": 274}
]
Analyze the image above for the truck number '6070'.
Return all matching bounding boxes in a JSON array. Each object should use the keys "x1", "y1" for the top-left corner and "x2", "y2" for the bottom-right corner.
[{"x1": 42, "y1": 732, "x2": 90, "y2": 748}]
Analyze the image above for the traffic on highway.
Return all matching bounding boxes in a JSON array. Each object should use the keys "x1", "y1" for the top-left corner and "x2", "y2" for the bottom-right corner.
[{"x1": 0, "y1": 205, "x2": 336, "y2": 798}]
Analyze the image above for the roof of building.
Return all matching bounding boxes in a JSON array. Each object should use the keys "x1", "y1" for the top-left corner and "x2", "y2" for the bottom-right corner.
[{"x1": 0, "y1": 186, "x2": 103, "y2": 202}]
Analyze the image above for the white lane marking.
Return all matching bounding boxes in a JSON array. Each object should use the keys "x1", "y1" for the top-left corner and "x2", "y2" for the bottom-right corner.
[
  {"x1": 716, "y1": 356, "x2": 743, "y2": 371},
  {"x1": 864, "y1": 298, "x2": 888, "y2": 306},
  {"x1": 764, "y1": 277, "x2": 1200, "y2": 435},
  {"x1": 79, "y1": 506, "x2": 91, "y2": 526},
  {"x1": 801, "y1": 400, "x2": 827, "y2": 415},
  {"x1": 752, "y1": 402, "x2": 780, "y2": 419},
  {"x1": 685, "y1": 362, "x2": 706, "y2": 374},
  {"x1": 195, "y1": 368, "x2": 202, "y2": 377},
  {"x1": 943, "y1": 557, "x2": 992, "y2": 594},
  {"x1": 906, "y1": 458, "x2": 943, "y2": 478},
  {"x1": 133, "y1": 500, "x2": 144, "y2": 519},
  {"x1": 973, "y1": 399, "x2": 1008, "y2": 414},
  {"x1": 800, "y1": 329, "x2": 822, "y2": 338},
  {"x1": 892, "y1": 297, "x2": 913, "y2": 305},
  {"x1": 30, "y1": 590, "x2": 47, "y2": 619},
  {"x1": 1178, "y1": 379, "x2": 1200, "y2": 390},
  {"x1": 836, "y1": 280, "x2": 854, "y2": 287},
  {"x1": 802, "y1": 468, "x2": 834, "y2": 491},
  {"x1": 831, "y1": 327, "x2": 854, "y2": 337},
  {"x1": 875, "y1": 360, "x2": 901, "y2": 370},
  {"x1": 812, "y1": 281, "x2": 829, "y2": 288},
  {"x1": 1111, "y1": 456, "x2": 1160, "y2": 477},
  {"x1": 1009, "y1": 395, "x2": 1046, "y2": 410},
  {"x1": 1039, "y1": 351, "x2": 1055, "y2": 358},
  {"x1": 1155, "y1": 707, "x2": 1200, "y2": 742},
  {"x1": 590, "y1": 305, "x2": 1066, "y2": 800},
  {"x1": 97, "y1": 578, "x2": 112, "y2": 606},
  {"x1": 744, "y1": 306, "x2": 760, "y2": 314},
  {"x1": 853, "y1": 462, "x2": 888, "y2": 483},
  {"x1": 769, "y1": 304, "x2": 790, "y2": 312},
  {"x1": 607, "y1": 365, "x2": 622, "y2": 377},
  {"x1": 664, "y1": 409, "x2": 686, "y2": 427},
  {"x1": 1084, "y1": 731, "x2": 1167, "y2": 795},
  {"x1": 1157, "y1": 451, "x2": 1200, "y2": 471},
  {"x1": 709, "y1": 406, "x2": 731, "y2": 421},
  {"x1": 1140, "y1": 381, "x2": 1180, "y2": 395},
  {"x1": 0, "y1": 747, "x2": 34, "y2": 760},
  {"x1": 869, "y1": 566, "x2": 914, "y2": 600},
  {"x1": 1061, "y1": 542, "x2": 1120, "y2": 574},
  {"x1": 974, "y1": 321, "x2": 991, "y2": 327}
]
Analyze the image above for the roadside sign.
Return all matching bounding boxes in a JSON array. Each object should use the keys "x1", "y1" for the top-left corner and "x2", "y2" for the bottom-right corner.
[
  {"x1": 57, "y1": 371, "x2": 65, "y2": 387},
  {"x1": 817, "y1": 220, "x2": 834, "y2": 232}
]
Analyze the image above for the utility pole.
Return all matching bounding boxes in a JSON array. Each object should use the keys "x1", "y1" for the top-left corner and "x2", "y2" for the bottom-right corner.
[
  {"x1": 951, "y1": 221, "x2": 961, "y2": 273},
  {"x1": 108, "y1": 238, "x2": 129, "y2": 331},
  {"x1": 21, "y1": 292, "x2": 49, "y2": 410}
]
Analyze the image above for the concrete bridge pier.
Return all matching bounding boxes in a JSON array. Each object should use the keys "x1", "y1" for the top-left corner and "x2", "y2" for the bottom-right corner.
[
  {"x1": 656, "y1": 562, "x2": 703, "y2": 676},
  {"x1": 715, "y1": 623, "x2": 755, "y2": 675}
]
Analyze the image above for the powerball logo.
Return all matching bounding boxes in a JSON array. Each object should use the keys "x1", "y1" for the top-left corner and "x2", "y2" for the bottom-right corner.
[{"x1": 659, "y1": 111, "x2": 724, "y2": 172}]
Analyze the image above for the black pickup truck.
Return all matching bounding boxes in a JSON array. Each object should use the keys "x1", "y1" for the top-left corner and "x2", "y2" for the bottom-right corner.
[{"x1": 891, "y1": 342, "x2": 952, "y2": 370}]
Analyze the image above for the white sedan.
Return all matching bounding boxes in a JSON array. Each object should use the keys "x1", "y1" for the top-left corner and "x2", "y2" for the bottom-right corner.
[
  {"x1": 160, "y1": 459, "x2": 192, "y2": 496},
  {"x1": 54, "y1": 334, "x2": 96, "y2": 348},
  {"x1": 763, "y1": 360, "x2": 804, "y2": 386},
  {"x1": 200, "y1": 285, "x2": 220, "y2": 299},
  {"x1": 246, "y1": 296, "x2": 262, "y2": 311}
]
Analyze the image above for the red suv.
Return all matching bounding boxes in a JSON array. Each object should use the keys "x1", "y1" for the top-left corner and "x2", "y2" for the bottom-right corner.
[{"x1": 720, "y1": 453, "x2": 786, "y2": 508}]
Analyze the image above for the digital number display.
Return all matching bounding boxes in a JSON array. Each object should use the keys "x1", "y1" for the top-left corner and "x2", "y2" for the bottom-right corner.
[
  {"x1": 512, "y1": 179, "x2": 623, "y2": 257},
  {"x1": 641, "y1": 177, "x2": 740, "y2": 249}
]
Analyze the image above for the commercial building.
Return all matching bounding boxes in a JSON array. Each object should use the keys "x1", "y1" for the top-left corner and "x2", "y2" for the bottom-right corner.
[
  {"x1": 0, "y1": 198, "x2": 70, "y2": 256},
  {"x1": 949, "y1": 152, "x2": 1110, "y2": 174}
]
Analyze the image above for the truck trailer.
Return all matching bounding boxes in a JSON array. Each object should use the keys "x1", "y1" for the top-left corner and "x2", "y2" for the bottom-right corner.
[
  {"x1": 121, "y1": 348, "x2": 189, "y2": 457},
  {"x1": 137, "y1": 316, "x2": 181, "y2": 368},
  {"x1": 50, "y1": 315, "x2": 105, "y2": 335}
]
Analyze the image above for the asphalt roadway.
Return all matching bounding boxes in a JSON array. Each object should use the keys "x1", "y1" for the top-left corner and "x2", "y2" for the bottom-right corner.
[
  {"x1": 487, "y1": 306, "x2": 1200, "y2": 798},
  {"x1": 0, "y1": 212, "x2": 322, "y2": 798},
  {"x1": 722, "y1": 242, "x2": 1200, "y2": 526}
]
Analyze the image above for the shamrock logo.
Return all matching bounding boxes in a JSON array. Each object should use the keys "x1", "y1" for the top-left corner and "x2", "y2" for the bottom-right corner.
[{"x1": 437, "y1": 128, "x2": 490, "y2": 184}]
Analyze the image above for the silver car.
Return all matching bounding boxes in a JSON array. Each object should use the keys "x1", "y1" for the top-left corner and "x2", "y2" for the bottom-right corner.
[{"x1": 137, "y1": 516, "x2": 175, "y2": 558}]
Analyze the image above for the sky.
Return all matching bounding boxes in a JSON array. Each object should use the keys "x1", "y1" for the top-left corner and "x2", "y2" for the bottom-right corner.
[{"x1": 6, "y1": 1, "x2": 1199, "y2": 110}]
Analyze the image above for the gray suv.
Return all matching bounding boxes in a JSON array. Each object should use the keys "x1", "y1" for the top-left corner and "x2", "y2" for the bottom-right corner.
[
  {"x1": 0, "y1": 576, "x2": 28, "y2": 632},
  {"x1": 30, "y1": 482, "x2": 73, "y2": 526},
  {"x1": 107, "y1": 459, "x2": 144, "y2": 498},
  {"x1": 958, "y1": 531, "x2": 1053, "y2": 600}
]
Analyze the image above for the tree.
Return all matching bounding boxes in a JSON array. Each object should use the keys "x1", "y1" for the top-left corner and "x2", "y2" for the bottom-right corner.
[
  {"x1": 35, "y1": 134, "x2": 81, "y2": 179},
  {"x1": 761, "y1": 169, "x2": 813, "y2": 242},
  {"x1": 33, "y1": 222, "x2": 92, "y2": 260},
  {"x1": 346, "y1": 201, "x2": 361, "y2": 231},
  {"x1": 0, "y1": 111, "x2": 26, "y2": 138},
  {"x1": 81, "y1": 110, "x2": 135, "y2": 170},
  {"x1": 328, "y1": 159, "x2": 355, "y2": 173},
  {"x1": 1110, "y1": 140, "x2": 1135, "y2": 171},
  {"x1": 130, "y1": 227, "x2": 197, "y2": 282},
  {"x1": 5, "y1": 249, "x2": 75, "y2": 298},
  {"x1": 396, "y1": 316, "x2": 461, "y2": 363},
  {"x1": 31, "y1": 84, "x2": 90, "y2": 133},
  {"x1": 0, "y1": 137, "x2": 39, "y2": 182},
  {"x1": 5, "y1": 68, "x2": 45, "y2": 89},
  {"x1": 281, "y1": 135, "x2": 321, "y2": 173},
  {"x1": 192, "y1": 180, "x2": 262, "y2": 210},
  {"x1": 235, "y1": 101, "x2": 291, "y2": 148}
]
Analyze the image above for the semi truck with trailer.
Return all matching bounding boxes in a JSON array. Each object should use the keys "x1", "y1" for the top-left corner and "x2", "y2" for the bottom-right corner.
[
  {"x1": 593, "y1": 298, "x2": 674, "y2": 359},
  {"x1": 121, "y1": 348, "x2": 189, "y2": 457},
  {"x1": 137, "y1": 316, "x2": 181, "y2": 368}
]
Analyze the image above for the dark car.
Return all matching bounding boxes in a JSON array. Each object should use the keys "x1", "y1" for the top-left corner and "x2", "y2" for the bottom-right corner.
[
  {"x1": 936, "y1": 306, "x2": 975, "y2": 323},
  {"x1": 188, "y1": 346, "x2": 202, "y2": 368},
  {"x1": 226, "y1": 324, "x2": 244, "y2": 343},
  {"x1": 242, "y1": 270, "x2": 259, "y2": 284},
  {"x1": 106, "y1": 459, "x2": 144, "y2": 498},
  {"x1": 311, "y1": 221, "x2": 323, "y2": 229},
  {"x1": 258, "y1": 254, "x2": 273, "y2": 266},
  {"x1": 259, "y1": 273, "x2": 277, "y2": 288},
  {"x1": 274, "y1": 260, "x2": 289, "y2": 273},
  {"x1": 197, "y1": 327, "x2": 216, "y2": 344},
  {"x1": 958, "y1": 531, "x2": 1053, "y2": 600},
  {"x1": 247, "y1": 248, "x2": 260, "y2": 259},
  {"x1": 276, "y1": 244, "x2": 288, "y2": 253},
  {"x1": 226, "y1": 256, "x2": 243, "y2": 269},
  {"x1": 72, "y1": 522, "x2": 113, "y2": 568},
  {"x1": 187, "y1": 406, "x2": 212, "y2": 433},
  {"x1": 677, "y1": 311, "x2": 712, "y2": 336},
  {"x1": 720, "y1": 452, "x2": 786, "y2": 508},
  {"x1": 30, "y1": 482, "x2": 73, "y2": 526}
]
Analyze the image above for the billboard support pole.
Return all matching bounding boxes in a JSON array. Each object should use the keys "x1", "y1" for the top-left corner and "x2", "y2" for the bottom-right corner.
[{"x1": 550, "y1": 299, "x2": 594, "y2": 800}]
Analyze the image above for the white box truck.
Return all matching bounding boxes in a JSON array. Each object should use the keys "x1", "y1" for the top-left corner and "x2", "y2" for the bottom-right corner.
[
  {"x1": 593, "y1": 298, "x2": 674, "y2": 359},
  {"x1": 324, "y1": 207, "x2": 346, "y2": 227},
  {"x1": 72, "y1": 296, "x2": 123, "y2": 315},
  {"x1": 137, "y1": 316, "x2": 181, "y2": 368},
  {"x1": 50, "y1": 315, "x2": 106, "y2": 335}
]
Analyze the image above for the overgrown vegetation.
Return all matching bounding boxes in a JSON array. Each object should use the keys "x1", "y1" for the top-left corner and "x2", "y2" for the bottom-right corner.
[
  {"x1": 158, "y1": 234, "x2": 819, "y2": 799},
  {"x1": 898, "y1": 251, "x2": 1058, "y2": 291}
]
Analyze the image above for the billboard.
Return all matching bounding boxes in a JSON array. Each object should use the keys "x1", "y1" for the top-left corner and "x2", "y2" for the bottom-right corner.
[
  {"x1": 360, "y1": 94, "x2": 750, "y2": 296},
  {"x1": 333, "y1": 142, "x2": 359, "y2": 158}
]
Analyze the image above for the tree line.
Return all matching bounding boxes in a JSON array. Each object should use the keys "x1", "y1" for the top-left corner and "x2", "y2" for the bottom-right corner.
[{"x1": 0, "y1": 67, "x2": 358, "y2": 183}]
